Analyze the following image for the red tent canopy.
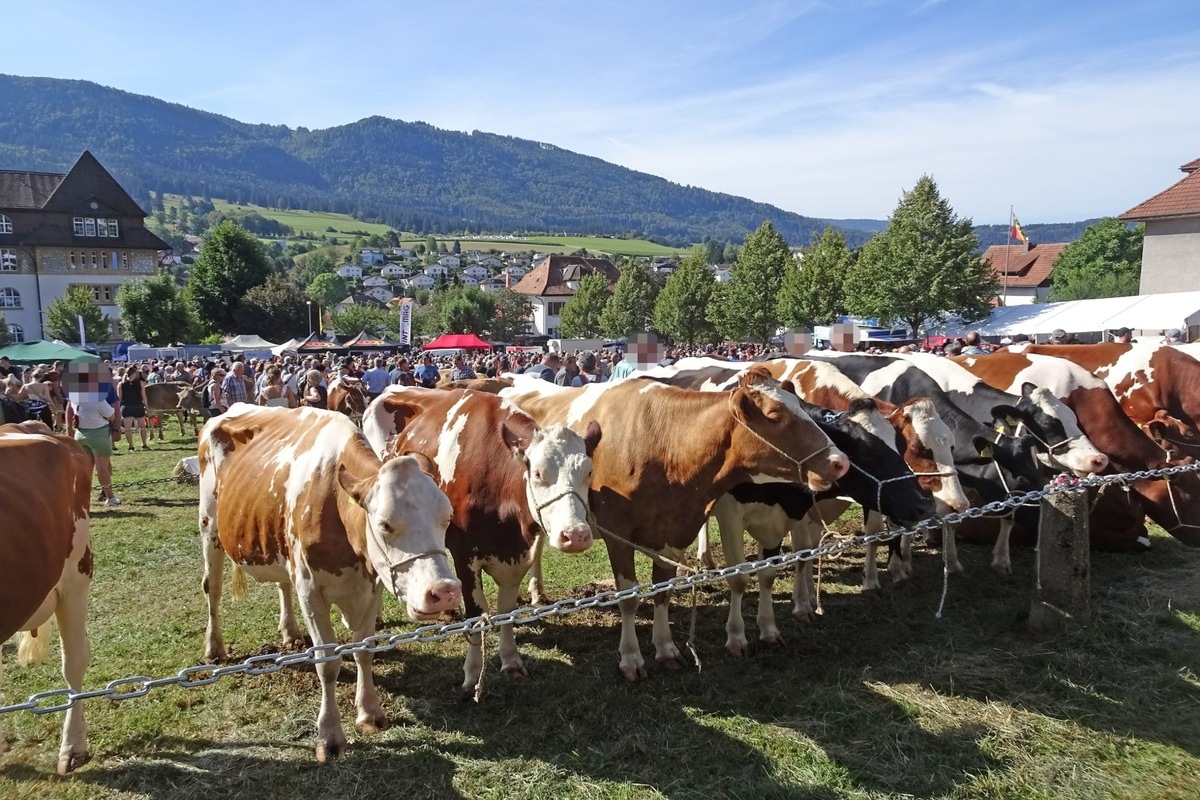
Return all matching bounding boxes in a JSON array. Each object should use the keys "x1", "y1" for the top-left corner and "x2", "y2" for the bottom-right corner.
[{"x1": 423, "y1": 333, "x2": 492, "y2": 351}]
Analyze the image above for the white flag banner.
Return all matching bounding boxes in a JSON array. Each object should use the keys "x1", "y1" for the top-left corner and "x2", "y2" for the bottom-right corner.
[{"x1": 399, "y1": 301, "x2": 412, "y2": 345}]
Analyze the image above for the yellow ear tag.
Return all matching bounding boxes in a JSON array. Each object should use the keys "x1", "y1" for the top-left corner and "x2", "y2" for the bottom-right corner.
[
  {"x1": 979, "y1": 444, "x2": 995, "y2": 460},
  {"x1": 348, "y1": 495, "x2": 358, "y2": 506}
]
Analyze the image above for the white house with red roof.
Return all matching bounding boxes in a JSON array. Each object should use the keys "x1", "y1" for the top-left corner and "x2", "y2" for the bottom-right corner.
[
  {"x1": 1123, "y1": 157, "x2": 1200, "y2": 294},
  {"x1": 510, "y1": 255, "x2": 619, "y2": 336}
]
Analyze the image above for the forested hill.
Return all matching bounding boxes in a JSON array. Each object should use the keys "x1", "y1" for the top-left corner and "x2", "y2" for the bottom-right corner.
[{"x1": 0, "y1": 74, "x2": 855, "y2": 246}]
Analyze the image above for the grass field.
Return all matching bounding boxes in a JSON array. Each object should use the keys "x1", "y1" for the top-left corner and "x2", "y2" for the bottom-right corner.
[{"x1": 4, "y1": 433, "x2": 1200, "y2": 799}]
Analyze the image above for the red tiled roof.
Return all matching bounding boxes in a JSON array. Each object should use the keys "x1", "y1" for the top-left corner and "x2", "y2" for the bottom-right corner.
[
  {"x1": 1121, "y1": 156, "x2": 1200, "y2": 221},
  {"x1": 981, "y1": 242, "x2": 1067, "y2": 288},
  {"x1": 511, "y1": 255, "x2": 620, "y2": 297}
]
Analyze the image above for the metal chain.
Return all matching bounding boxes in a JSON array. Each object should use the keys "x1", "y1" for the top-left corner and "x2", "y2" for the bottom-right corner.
[
  {"x1": 94, "y1": 475, "x2": 194, "y2": 491},
  {"x1": 6, "y1": 459, "x2": 1200, "y2": 718}
]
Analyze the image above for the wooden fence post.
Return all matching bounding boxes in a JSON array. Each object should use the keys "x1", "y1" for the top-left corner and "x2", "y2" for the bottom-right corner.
[{"x1": 1028, "y1": 489, "x2": 1090, "y2": 636}]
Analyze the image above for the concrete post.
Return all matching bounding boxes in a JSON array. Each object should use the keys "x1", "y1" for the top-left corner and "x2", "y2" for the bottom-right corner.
[{"x1": 1028, "y1": 489, "x2": 1090, "y2": 635}]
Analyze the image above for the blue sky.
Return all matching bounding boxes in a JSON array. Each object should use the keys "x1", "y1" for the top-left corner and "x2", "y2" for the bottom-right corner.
[{"x1": 5, "y1": 0, "x2": 1199, "y2": 225}]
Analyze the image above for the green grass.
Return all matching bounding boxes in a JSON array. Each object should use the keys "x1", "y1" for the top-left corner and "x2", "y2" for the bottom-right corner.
[
  {"x1": 159, "y1": 194, "x2": 392, "y2": 240},
  {"x1": 4, "y1": 434, "x2": 1200, "y2": 798},
  {"x1": 398, "y1": 236, "x2": 689, "y2": 259}
]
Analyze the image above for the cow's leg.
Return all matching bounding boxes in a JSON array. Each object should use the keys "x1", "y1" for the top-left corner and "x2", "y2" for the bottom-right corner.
[
  {"x1": 526, "y1": 532, "x2": 548, "y2": 606},
  {"x1": 610, "y1": 542, "x2": 645, "y2": 681},
  {"x1": 791, "y1": 521, "x2": 820, "y2": 622},
  {"x1": 492, "y1": 560, "x2": 532, "y2": 679},
  {"x1": 177, "y1": 409, "x2": 187, "y2": 437},
  {"x1": 54, "y1": 544, "x2": 92, "y2": 774},
  {"x1": 199, "y1": 484, "x2": 228, "y2": 662},
  {"x1": 754, "y1": 544, "x2": 783, "y2": 647},
  {"x1": 460, "y1": 560, "x2": 488, "y2": 694},
  {"x1": 651, "y1": 552, "x2": 686, "y2": 670},
  {"x1": 944, "y1": 523, "x2": 964, "y2": 574},
  {"x1": 278, "y1": 583, "x2": 305, "y2": 647},
  {"x1": 713, "y1": 500, "x2": 750, "y2": 655},
  {"x1": 295, "y1": 574, "x2": 348, "y2": 763},
  {"x1": 344, "y1": 586, "x2": 387, "y2": 734},
  {"x1": 992, "y1": 517, "x2": 1014, "y2": 575},
  {"x1": 900, "y1": 533, "x2": 914, "y2": 578},
  {"x1": 696, "y1": 519, "x2": 716, "y2": 570}
]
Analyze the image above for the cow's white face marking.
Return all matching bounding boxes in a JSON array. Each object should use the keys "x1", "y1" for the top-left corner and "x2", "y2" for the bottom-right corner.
[
  {"x1": 522, "y1": 424, "x2": 595, "y2": 553},
  {"x1": 905, "y1": 399, "x2": 968, "y2": 512},
  {"x1": 1027, "y1": 387, "x2": 1108, "y2": 476},
  {"x1": 364, "y1": 455, "x2": 456, "y2": 618}
]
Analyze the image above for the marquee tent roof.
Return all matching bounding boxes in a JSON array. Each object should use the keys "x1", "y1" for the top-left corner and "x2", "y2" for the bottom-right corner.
[
  {"x1": 343, "y1": 331, "x2": 393, "y2": 349},
  {"x1": 931, "y1": 291, "x2": 1200, "y2": 338},
  {"x1": 293, "y1": 333, "x2": 347, "y2": 353},
  {"x1": 422, "y1": 333, "x2": 492, "y2": 351},
  {"x1": 223, "y1": 334, "x2": 279, "y2": 351},
  {"x1": 0, "y1": 340, "x2": 100, "y2": 365}
]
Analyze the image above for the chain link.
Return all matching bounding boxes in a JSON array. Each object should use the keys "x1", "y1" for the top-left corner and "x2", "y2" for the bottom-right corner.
[{"x1": 6, "y1": 459, "x2": 1199, "y2": 717}]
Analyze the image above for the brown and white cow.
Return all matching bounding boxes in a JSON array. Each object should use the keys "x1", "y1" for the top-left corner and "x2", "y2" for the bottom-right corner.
[
  {"x1": 198, "y1": 404, "x2": 462, "y2": 762},
  {"x1": 363, "y1": 386, "x2": 600, "y2": 692},
  {"x1": 1023, "y1": 343, "x2": 1200, "y2": 451},
  {"x1": 952, "y1": 349, "x2": 1200, "y2": 548},
  {"x1": 500, "y1": 367, "x2": 849, "y2": 680},
  {"x1": 0, "y1": 421, "x2": 93, "y2": 774},
  {"x1": 144, "y1": 381, "x2": 202, "y2": 438},
  {"x1": 327, "y1": 376, "x2": 370, "y2": 421}
]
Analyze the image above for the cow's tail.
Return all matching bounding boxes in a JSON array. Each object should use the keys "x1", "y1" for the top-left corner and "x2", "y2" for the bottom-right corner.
[
  {"x1": 230, "y1": 564, "x2": 248, "y2": 601},
  {"x1": 18, "y1": 621, "x2": 54, "y2": 666}
]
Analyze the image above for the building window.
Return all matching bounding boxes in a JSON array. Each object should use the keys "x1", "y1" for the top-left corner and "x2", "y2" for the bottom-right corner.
[
  {"x1": 90, "y1": 251, "x2": 97, "y2": 269},
  {"x1": 0, "y1": 249, "x2": 16, "y2": 272},
  {"x1": 70, "y1": 251, "x2": 77, "y2": 268},
  {"x1": 0, "y1": 287, "x2": 21, "y2": 308},
  {"x1": 72, "y1": 217, "x2": 118, "y2": 237},
  {"x1": 84, "y1": 218, "x2": 96, "y2": 237},
  {"x1": 6, "y1": 323, "x2": 22, "y2": 343},
  {"x1": 122, "y1": 252, "x2": 129, "y2": 270},
  {"x1": 106, "y1": 219, "x2": 119, "y2": 237},
  {"x1": 0, "y1": 215, "x2": 11, "y2": 234},
  {"x1": 547, "y1": 301, "x2": 565, "y2": 317}
]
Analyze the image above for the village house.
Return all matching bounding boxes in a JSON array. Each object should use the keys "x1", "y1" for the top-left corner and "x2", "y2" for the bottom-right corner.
[
  {"x1": 1123, "y1": 156, "x2": 1200, "y2": 294},
  {"x1": 479, "y1": 275, "x2": 509, "y2": 293},
  {"x1": 405, "y1": 274, "x2": 436, "y2": 290},
  {"x1": 437, "y1": 254, "x2": 461, "y2": 269},
  {"x1": 359, "y1": 248, "x2": 386, "y2": 266},
  {"x1": 980, "y1": 242, "x2": 1068, "y2": 305},
  {"x1": 424, "y1": 264, "x2": 451, "y2": 278},
  {"x1": 474, "y1": 255, "x2": 503, "y2": 269},
  {"x1": 461, "y1": 264, "x2": 490, "y2": 281},
  {"x1": 336, "y1": 264, "x2": 363, "y2": 279},
  {"x1": 501, "y1": 265, "x2": 527, "y2": 280},
  {"x1": 511, "y1": 254, "x2": 619, "y2": 337},
  {"x1": 0, "y1": 150, "x2": 168, "y2": 342},
  {"x1": 381, "y1": 263, "x2": 412, "y2": 278}
]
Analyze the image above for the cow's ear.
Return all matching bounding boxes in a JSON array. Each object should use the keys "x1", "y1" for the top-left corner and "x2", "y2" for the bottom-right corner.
[
  {"x1": 402, "y1": 451, "x2": 440, "y2": 482},
  {"x1": 337, "y1": 463, "x2": 371, "y2": 506},
  {"x1": 971, "y1": 435, "x2": 996, "y2": 462},
  {"x1": 379, "y1": 397, "x2": 419, "y2": 433},
  {"x1": 501, "y1": 417, "x2": 533, "y2": 458},
  {"x1": 583, "y1": 420, "x2": 602, "y2": 458},
  {"x1": 779, "y1": 379, "x2": 798, "y2": 396},
  {"x1": 1020, "y1": 382, "x2": 1038, "y2": 398},
  {"x1": 989, "y1": 404, "x2": 1024, "y2": 433}
]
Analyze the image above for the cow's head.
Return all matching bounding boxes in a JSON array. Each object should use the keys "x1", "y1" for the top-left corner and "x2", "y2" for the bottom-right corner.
[
  {"x1": 504, "y1": 418, "x2": 601, "y2": 553},
  {"x1": 338, "y1": 453, "x2": 462, "y2": 620},
  {"x1": 993, "y1": 383, "x2": 1109, "y2": 477},
  {"x1": 888, "y1": 398, "x2": 969, "y2": 514},
  {"x1": 176, "y1": 387, "x2": 203, "y2": 411},
  {"x1": 812, "y1": 399, "x2": 935, "y2": 525},
  {"x1": 731, "y1": 367, "x2": 849, "y2": 492}
]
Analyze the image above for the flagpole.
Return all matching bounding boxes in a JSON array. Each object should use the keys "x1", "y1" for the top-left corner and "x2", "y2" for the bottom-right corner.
[{"x1": 1003, "y1": 204, "x2": 1012, "y2": 306}]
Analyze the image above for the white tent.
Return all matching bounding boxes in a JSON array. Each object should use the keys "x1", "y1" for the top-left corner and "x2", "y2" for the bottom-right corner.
[
  {"x1": 931, "y1": 291, "x2": 1200, "y2": 340},
  {"x1": 271, "y1": 338, "x2": 298, "y2": 356},
  {"x1": 223, "y1": 334, "x2": 279, "y2": 351}
]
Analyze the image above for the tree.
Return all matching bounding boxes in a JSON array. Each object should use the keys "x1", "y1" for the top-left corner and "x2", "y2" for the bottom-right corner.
[
  {"x1": 329, "y1": 304, "x2": 392, "y2": 337},
  {"x1": 557, "y1": 272, "x2": 610, "y2": 337},
  {"x1": 436, "y1": 286, "x2": 494, "y2": 334},
  {"x1": 654, "y1": 246, "x2": 718, "y2": 347},
  {"x1": 712, "y1": 221, "x2": 791, "y2": 342},
  {"x1": 844, "y1": 175, "x2": 995, "y2": 338},
  {"x1": 116, "y1": 274, "x2": 198, "y2": 345},
  {"x1": 47, "y1": 286, "x2": 110, "y2": 344},
  {"x1": 233, "y1": 275, "x2": 309, "y2": 342},
  {"x1": 0, "y1": 314, "x2": 10, "y2": 347},
  {"x1": 305, "y1": 273, "x2": 350, "y2": 309},
  {"x1": 777, "y1": 227, "x2": 851, "y2": 329},
  {"x1": 1047, "y1": 217, "x2": 1143, "y2": 301},
  {"x1": 600, "y1": 261, "x2": 658, "y2": 338},
  {"x1": 185, "y1": 220, "x2": 273, "y2": 334},
  {"x1": 488, "y1": 289, "x2": 534, "y2": 342}
]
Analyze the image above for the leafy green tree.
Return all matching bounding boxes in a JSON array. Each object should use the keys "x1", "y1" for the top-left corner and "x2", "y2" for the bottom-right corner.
[
  {"x1": 712, "y1": 221, "x2": 791, "y2": 342},
  {"x1": 47, "y1": 286, "x2": 110, "y2": 344},
  {"x1": 777, "y1": 227, "x2": 851, "y2": 329},
  {"x1": 0, "y1": 314, "x2": 10, "y2": 347},
  {"x1": 600, "y1": 261, "x2": 658, "y2": 338},
  {"x1": 557, "y1": 272, "x2": 610, "y2": 337},
  {"x1": 488, "y1": 289, "x2": 534, "y2": 341},
  {"x1": 116, "y1": 274, "x2": 198, "y2": 345},
  {"x1": 185, "y1": 220, "x2": 273, "y2": 334},
  {"x1": 233, "y1": 275, "x2": 309, "y2": 342},
  {"x1": 305, "y1": 273, "x2": 350, "y2": 308},
  {"x1": 844, "y1": 176, "x2": 995, "y2": 337},
  {"x1": 654, "y1": 246, "x2": 718, "y2": 347},
  {"x1": 436, "y1": 286, "x2": 495, "y2": 334},
  {"x1": 330, "y1": 304, "x2": 392, "y2": 336},
  {"x1": 1047, "y1": 217, "x2": 1143, "y2": 301}
]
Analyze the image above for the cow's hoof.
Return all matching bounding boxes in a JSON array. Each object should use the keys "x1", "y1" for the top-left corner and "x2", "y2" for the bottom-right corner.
[
  {"x1": 529, "y1": 592, "x2": 549, "y2": 607},
  {"x1": 888, "y1": 562, "x2": 910, "y2": 583},
  {"x1": 619, "y1": 662, "x2": 647, "y2": 681},
  {"x1": 57, "y1": 748, "x2": 90, "y2": 774},
  {"x1": 792, "y1": 606, "x2": 815, "y2": 624},
  {"x1": 355, "y1": 711, "x2": 389, "y2": 733},
  {"x1": 203, "y1": 649, "x2": 228, "y2": 664},
  {"x1": 759, "y1": 631, "x2": 784, "y2": 648},
  {"x1": 991, "y1": 560, "x2": 1012, "y2": 577},
  {"x1": 948, "y1": 561, "x2": 966, "y2": 575},
  {"x1": 315, "y1": 736, "x2": 347, "y2": 764},
  {"x1": 501, "y1": 661, "x2": 530, "y2": 680},
  {"x1": 655, "y1": 651, "x2": 686, "y2": 671},
  {"x1": 725, "y1": 638, "x2": 750, "y2": 658}
]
